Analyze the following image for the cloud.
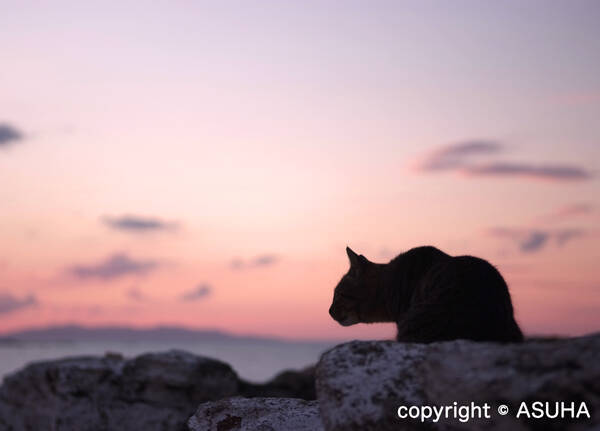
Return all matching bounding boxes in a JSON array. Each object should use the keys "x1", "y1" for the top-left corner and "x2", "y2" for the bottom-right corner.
[
  {"x1": 416, "y1": 140, "x2": 592, "y2": 182},
  {"x1": 180, "y1": 284, "x2": 212, "y2": 301},
  {"x1": 0, "y1": 123, "x2": 24, "y2": 147},
  {"x1": 488, "y1": 227, "x2": 586, "y2": 253},
  {"x1": 462, "y1": 162, "x2": 591, "y2": 181},
  {"x1": 488, "y1": 228, "x2": 549, "y2": 253},
  {"x1": 0, "y1": 293, "x2": 37, "y2": 314},
  {"x1": 520, "y1": 231, "x2": 550, "y2": 252},
  {"x1": 541, "y1": 203, "x2": 594, "y2": 222},
  {"x1": 102, "y1": 215, "x2": 178, "y2": 233},
  {"x1": 418, "y1": 140, "x2": 502, "y2": 171},
  {"x1": 253, "y1": 255, "x2": 278, "y2": 266},
  {"x1": 555, "y1": 229, "x2": 585, "y2": 246},
  {"x1": 69, "y1": 253, "x2": 159, "y2": 280},
  {"x1": 230, "y1": 254, "x2": 279, "y2": 270},
  {"x1": 127, "y1": 287, "x2": 147, "y2": 302}
]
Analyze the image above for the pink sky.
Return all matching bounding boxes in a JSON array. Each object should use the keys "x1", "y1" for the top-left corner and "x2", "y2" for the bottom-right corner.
[{"x1": 1, "y1": 1, "x2": 599, "y2": 339}]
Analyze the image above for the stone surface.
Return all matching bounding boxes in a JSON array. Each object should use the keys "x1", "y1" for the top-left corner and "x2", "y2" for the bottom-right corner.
[
  {"x1": 4, "y1": 335, "x2": 597, "y2": 431},
  {"x1": 316, "y1": 334, "x2": 600, "y2": 431},
  {"x1": 188, "y1": 397, "x2": 323, "y2": 431},
  {"x1": 0, "y1": 350, "x2": 238, "y2": 431}
]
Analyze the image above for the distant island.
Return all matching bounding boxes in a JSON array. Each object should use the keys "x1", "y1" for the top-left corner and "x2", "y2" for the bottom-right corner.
[{"x1": 0, "y1": 325, "x2": 330, "y2": 344}]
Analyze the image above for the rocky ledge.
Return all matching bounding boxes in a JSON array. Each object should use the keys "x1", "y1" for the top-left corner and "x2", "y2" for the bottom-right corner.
[
  {"x1": 316, "y1": 334, "x2": 600, "y2": 430},
  {"x1": 0, "y1": 350, "x2": 314, "y2": 431},
  {"x1": 1, "y1": 334, "x2": 598, "y2": 431}
]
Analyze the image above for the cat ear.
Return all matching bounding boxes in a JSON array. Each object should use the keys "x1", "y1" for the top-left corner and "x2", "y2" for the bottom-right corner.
[
  {"x1": 346, "y1": 246, "x2": 360, "y2": 267},
  {"x1": 347, "y1": 247, "x2": 372, "y2": 269},
  {"x1": 358, "y1": 254, "x2": 371, "y2": 267}
]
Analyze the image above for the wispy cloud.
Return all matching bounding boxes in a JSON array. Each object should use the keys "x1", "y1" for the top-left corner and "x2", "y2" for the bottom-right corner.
[
  {"x1": 418, "y1": 140, "x2": 502, "y2": 171},
  {"x1": 540, "y1": 203, "x2": 594, "y2": 222},
  {"x1": 230, "y1": 254, "x2": 279, "y2": 270},
  {"x1": 0, "y1": 123, "x2": 24, "y2": 148},
  {"x1": 127, "y1": 287, "x2": 147, "y2": 302},
  {"x1": 521, "y1": 231, "x2": 550, "y2": 252},
  {"x1": 488, "y1": 227, "x2": 586, "y2": 253},
  {"x1": 0, "y1": 293, "x2": 37, "y2": 314},
  {"x1": 416, "y1": 140, "x2": 592, "y2": 182},
  {"x1": 180, "y1": 284, "x2": 212, "y2": 301},
  {"x1": 68, "y1": 253, "x2": 159, "y2": 280},
  {"x1": 462, "y1": 162, "x2": 590, "y2": 181},
  {"x1": 555, "y1": 229, "x2": 585, "y2": 246},
  {"x1": 102, "y1": 215, "x2": 178, "y2": 233}
]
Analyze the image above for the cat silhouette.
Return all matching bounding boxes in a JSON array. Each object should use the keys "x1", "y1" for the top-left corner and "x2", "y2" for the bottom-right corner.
[{"x1": 329, "y1": 246, "x2": 523, "y2": 343}]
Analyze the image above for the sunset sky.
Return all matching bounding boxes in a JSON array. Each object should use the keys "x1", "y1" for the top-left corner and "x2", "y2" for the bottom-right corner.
[{"x1": 1, "y1": 0, "x2": 599, "y2": 340}]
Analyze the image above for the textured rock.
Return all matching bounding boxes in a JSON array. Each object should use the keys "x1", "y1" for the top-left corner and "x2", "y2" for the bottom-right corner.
[
  {"x1": 0, "y1": 350, "x2": 238, "y2": 431},
  {"x1": 188, "y1": 397, "x2": 323, "y2": 431},
  {"x1": 316, "y1": 334, "x2": 600, "y2": 431}
]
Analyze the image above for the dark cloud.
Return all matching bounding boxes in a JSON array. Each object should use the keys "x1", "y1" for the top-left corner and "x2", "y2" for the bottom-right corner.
[
  {"x1": 180, "y1": 284, "x2": 212, "y2": 301},
  {"x1": 488, "y1": 227, "x2": 587, "y2": 253},
  {"x1": 417, "y1": 140, "x2": 592, "y2": 182},
  {"x1": 69, "y1": 253, "x2": 159, "y2": 280},
  {"x1": 488, "y1": 228, "x2": 549, "y2": 253},
  {"x1": 0, "y1": 293, "x2": 37, "y2": 314},
  {"x1": 230, "y1": 254, "x2": 279, "y2": 270},
  {"x1": 520, "y1": 231, "x2": 550, "y2": 252},
  {"x1": 0, "y1": 123, "x2": 24, "y2": 147},
  {"x1": 102, "y1": 215, "x2": 178, "y2": 233},
  {"x1": 463, "y1": 162, "x2": 591, "y2": 181},
  {"x1": 418, "y1": 140, "x2": 502, "y2": 171}
]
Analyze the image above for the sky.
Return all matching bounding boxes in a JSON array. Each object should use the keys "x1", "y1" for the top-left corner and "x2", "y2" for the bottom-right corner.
[{"x1": 1, "y1": 0, "x2": 599, "y2": 340}]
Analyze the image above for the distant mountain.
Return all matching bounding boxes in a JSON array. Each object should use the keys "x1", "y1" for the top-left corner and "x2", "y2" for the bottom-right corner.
[{"x1": 0, "y1": 325, "x2": 296, "y2": 344}]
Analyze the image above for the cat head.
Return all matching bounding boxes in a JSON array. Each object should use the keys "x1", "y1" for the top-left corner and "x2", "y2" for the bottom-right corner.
[{"x1": 329, "y1": 247, "x2": 387, "y2": 326}]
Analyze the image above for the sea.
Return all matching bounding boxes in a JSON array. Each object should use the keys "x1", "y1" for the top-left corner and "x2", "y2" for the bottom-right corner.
[{"x1": 0, "y1": 338, "x2": 336, "y2": 383}]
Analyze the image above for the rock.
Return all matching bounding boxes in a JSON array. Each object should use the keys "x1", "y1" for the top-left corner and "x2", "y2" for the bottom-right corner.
[
  {"x1": 238, "y1": 365, "x2": 316, "y2": 400},
  {"x1": 316, "y1": 334, "x2": 600, "y2": 431},
  {"x1": 0, "y1": 350, "x2": 238, "y2": 431},
  {"x1": 187, "y1": 397, "x2": 323, "y2": 431}
]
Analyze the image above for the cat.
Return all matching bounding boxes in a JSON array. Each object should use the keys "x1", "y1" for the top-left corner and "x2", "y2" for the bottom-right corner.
[{"x1": 329, "y1": 246, "x2": 524, "y2": 343}]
